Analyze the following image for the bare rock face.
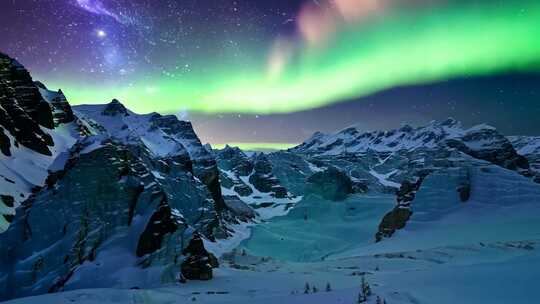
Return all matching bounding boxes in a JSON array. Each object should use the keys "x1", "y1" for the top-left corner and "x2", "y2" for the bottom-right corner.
[
  {"x1": 181, "y1": 233, "x2": 218, "y2": 281},
  {"x1": 0, "y1": 52, "x2": 55, "y2": 156},
  {"x1": 216, "y1": 145, "x2": 254, "y2": 176},
  {"x1": 0, "y1": 126, "x2": 10, "y2": 156},
  {"x1": 136, "y1": 200, "x2": 181, "y2": 257},
  {"x1": 375, "y1": 208, "x2": 412, "y2": 242},
  {"x1": 249, "y1": 153, "x2": 289, "y2": 198},
  {"x1": 375, "y1": 173, "x2": 429, "y2": 242},
  {"x1": 34, "y1": 82, "x2": 75, "y2": 125},
  {"x1": 101, "y1": 99, "x2": 129, "y2": 117}
]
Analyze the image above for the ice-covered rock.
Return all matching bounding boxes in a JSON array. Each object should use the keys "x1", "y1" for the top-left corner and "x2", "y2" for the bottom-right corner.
[
  {"x1": 305, "y1": 167, "x2": 353, "y2": 201},
  {"x1": 74, "y1": 101, "x2": 226, "y2": 212}
]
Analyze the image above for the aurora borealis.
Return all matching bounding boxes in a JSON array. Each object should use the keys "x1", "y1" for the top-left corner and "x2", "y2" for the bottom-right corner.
[{"x1": 1, "y1": 0, "x2": 540, "y2": 145}]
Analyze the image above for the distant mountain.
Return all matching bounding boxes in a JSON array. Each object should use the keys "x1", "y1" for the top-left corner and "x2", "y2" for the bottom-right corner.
[
  {"x1": 508, "y1": 135, "x2": 540, "y2": 182},
  {"x1": 292, "y1": 118, "x2": 529, "y2": 171},
  {"x1": 265, "y1": 118, "x2": 537, "y2": 241}
]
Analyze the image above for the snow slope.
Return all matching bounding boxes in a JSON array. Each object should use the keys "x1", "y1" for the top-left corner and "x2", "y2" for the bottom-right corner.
[{"x1": 73, "y1": 102, "x2": 211, "y2": 161}]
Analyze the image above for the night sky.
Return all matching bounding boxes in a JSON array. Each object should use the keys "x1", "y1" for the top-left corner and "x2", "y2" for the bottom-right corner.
[{"x1": 1, "y1": 0, "x2": 539, "y2": 148}]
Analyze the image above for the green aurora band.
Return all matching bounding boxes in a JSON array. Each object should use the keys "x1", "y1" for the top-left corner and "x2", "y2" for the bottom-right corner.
[{"x1": 52, "y1": 1, "x2": 540, "y2": 114}]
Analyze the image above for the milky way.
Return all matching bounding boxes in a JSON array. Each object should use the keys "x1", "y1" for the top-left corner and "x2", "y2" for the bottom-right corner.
[{"x1": 75, "y1": 0, "x2": 120, "y2": 22}]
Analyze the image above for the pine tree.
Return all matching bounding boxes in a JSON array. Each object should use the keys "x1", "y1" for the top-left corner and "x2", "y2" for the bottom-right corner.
[
  {"x1": 357, "y1": 290, "x2": 366, "y2": 303},
  {"x1": 361, "y1": 275, "x2": 372, "y2": 297},
  {"x1": 325, "y1": 282, "x2": 332, "y2": 292},
  {"x1": 312, "y1": 285, "x2": 318, "y2": 293},
  {"x1": 304, "y1": 282, "x2": 310, "y2": 294}
]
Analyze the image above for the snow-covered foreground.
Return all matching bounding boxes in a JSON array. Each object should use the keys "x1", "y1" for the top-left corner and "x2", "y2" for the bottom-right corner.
[
  {"x1": 4, "y1": 164, "x2": 540, "y2": 304},
  {"x1": 5, "y1": 240, "x2": 540, "y2": 304}
]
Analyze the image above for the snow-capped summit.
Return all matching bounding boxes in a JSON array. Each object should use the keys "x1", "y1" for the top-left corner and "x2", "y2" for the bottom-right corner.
[
  {"x1": 293, "y1": 118, "x2": 472, "y2": 154},
  {"x1": 292, "y1": 118, "x2": 528, "y2": 173},
  {"x1": 101, "y1": 98, "x2": 130, "y2": 117},
  {"x1": 35, "y1": 81, "x2": 75, "y2": 125},
  {"x1": 73, "y1": 100, "x2": 212, "y2": 161}
]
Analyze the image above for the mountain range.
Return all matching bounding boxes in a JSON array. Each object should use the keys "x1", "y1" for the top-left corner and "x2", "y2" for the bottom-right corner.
[{"x1": 1, "y1": 51, "x2": 540, "y2": 303}]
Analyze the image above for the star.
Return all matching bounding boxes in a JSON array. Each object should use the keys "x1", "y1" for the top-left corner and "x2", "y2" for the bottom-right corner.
[{"x1": 96, "y1": 29, "x2": 107, "y2": 38}]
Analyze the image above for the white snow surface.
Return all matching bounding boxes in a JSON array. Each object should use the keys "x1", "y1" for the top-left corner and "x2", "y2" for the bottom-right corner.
[{"x1": 73, "y1": 103, "x2": 211, "y2": 161}]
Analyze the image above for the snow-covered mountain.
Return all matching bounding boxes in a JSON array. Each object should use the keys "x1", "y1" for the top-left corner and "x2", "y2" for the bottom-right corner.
[
  {"x1": 73, "y1": 100, "x2": 227, "y2": 213},
  {"x1": 292, "y1": 118, "x2": 529, "y2": 173},
  {"x1": 509, "y1": 136, "x2": 540, "y2": 182},
  {"x1": 215, "y1": 145, "x2": 300, "y2": 220},
  {"x1": 0, "y1": 52, "x2": 252, "y2": 301},
  {"x1": 265, "y1": 119, "x2": 537, "y2": 243},
  {"x1": 0, "y1": 53, "x2": 82, "y2": 232}
]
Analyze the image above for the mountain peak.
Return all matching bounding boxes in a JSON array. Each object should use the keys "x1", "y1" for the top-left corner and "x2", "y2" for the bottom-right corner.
[{"x1": 102, "y1": 99, "x2": 129, "y2": 116}]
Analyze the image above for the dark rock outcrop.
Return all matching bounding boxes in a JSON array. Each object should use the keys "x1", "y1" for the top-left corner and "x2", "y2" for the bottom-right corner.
[
  {"x1": 34, "y1": 82, "x2": 75, "y2": 125},
  {"x1": 101, "y1": 99, "x2": 129, "y2": 116},
  {"x1": 233, "y1": 184, "x2": 253, "y2": 197},
  {"x1": 181, "y1": 233, "x2": 218, "y2": 281},
  {"x1": 351, "y1": 180, "x2": 369, "y2": 194},
  {"x1": 457, "y1": 170, "x2": 471, "y2": 202},
  {"x1": 249, "y1": 153, "x2": 287, "y2": 198},
  {"x1": 136, "y1": 200, "x2": 181, "y2": 257},
  {"x1": 216, "y1": 145, "x2": 253, "y2": 176},
  {"x1": 0, "y1": 52, "x2": 55, "y2": 155},
  {"x1": 375, "y1": 207, "x2": 412, "y2": 242},
  {"x1": 376, "y1": 173, "x2": 429, "y2": 242},
  {"x1": 0, "y1": 126, "x2": 11, "y2": 156}
]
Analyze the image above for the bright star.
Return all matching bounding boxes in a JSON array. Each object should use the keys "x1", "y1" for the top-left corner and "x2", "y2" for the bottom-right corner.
[{"x1": 96, "y1": 30, "x2": 107, "y2": 38}]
